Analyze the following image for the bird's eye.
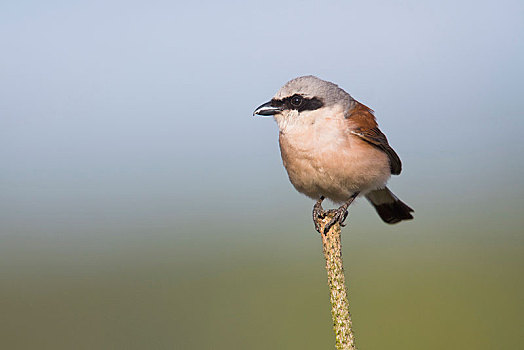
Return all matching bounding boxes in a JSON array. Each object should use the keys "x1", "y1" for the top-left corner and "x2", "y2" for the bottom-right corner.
[{"x1": 290, "y1": 95, "x2": 303, "y2": 107}]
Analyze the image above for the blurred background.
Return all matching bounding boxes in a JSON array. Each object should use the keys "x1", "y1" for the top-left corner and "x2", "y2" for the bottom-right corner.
[{"x1": 1, "y1": 0, "x2": 523, "y2": 349}]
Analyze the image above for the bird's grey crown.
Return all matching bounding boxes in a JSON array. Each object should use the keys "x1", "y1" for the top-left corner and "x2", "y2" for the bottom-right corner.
[{"x1": 275, "y1": 75, "x2": 353, "y2": 109}]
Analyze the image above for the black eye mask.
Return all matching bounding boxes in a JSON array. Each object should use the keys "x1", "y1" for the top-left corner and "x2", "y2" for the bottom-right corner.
[{"x1": 271, "y1": 95, "x2": 324, "y2": 113}]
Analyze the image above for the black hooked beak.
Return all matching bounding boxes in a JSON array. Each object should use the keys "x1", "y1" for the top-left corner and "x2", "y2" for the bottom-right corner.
[{"x1": 253, "y1": 100, "x2": 283, "y2": 116}]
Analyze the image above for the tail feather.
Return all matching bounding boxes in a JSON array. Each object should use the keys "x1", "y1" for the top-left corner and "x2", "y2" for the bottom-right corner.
[{"x1": 366, "y1": 187, "x2": 414, "y2": 224}]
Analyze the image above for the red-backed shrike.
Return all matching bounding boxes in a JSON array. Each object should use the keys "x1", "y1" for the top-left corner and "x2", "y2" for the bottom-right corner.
[{"x1": 254, "y1": 75, "x2": 413, "y2": 233}]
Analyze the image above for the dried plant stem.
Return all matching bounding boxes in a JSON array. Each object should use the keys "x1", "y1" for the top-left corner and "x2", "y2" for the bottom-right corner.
[{"x1": 318, "y1": 213, "x2": 357, "y2": 350}]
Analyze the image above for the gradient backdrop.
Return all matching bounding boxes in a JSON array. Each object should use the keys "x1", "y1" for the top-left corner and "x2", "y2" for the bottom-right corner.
[{"x1": 1, "y1": 0, "x2": 523, "y2": 349}]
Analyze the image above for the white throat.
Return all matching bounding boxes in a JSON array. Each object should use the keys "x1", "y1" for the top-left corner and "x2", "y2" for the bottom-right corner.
[{"x1": 274, "y1": 105, "x2": 346, "y2": 135}]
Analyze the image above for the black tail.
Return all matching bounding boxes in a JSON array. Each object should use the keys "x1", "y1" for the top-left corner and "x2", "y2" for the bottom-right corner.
[{"x1": 366, "y1": 187, "x2": 414, "y2": 224}]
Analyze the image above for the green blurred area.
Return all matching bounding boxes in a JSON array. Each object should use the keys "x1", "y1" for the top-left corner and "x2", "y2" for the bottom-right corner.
[{"x1": 1, "y1": 211, "x2": 522, "y2": 350}]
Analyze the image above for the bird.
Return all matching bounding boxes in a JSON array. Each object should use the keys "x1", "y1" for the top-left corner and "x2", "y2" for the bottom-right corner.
[{"x1": 253, "y1": 75, "x2": 413, "y2": 234}]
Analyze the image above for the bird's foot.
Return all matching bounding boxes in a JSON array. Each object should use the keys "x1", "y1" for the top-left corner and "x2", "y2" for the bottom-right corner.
[
  {"x1": 320, "y1": 193, "x2": 360, "y2": 235},
  {"x1": 312, "y1": 196, "x2": 326, "y2": 234},
  {"x1": 323, "y1": 207, "x2": 349, "y2": 234}
]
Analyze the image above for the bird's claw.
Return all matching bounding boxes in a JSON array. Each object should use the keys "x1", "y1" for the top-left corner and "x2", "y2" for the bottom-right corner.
[
  {"x1": 323, "y1": 207, "x2": 349, "y2": 234},
  {"x1": 312, "y1": 193, "x2": 359, "y2": 235}
]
